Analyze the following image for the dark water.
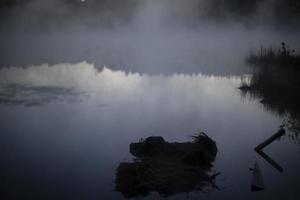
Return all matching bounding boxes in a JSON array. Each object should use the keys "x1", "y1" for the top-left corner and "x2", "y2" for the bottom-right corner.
[{"x1": 0, "y1": 63, "x2": 299, "y2": 199}]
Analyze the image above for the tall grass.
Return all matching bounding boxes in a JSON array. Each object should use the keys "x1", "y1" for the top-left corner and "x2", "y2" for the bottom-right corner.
[{"x1": 247, "y1": 42, "x2": 300, "y2": 68}]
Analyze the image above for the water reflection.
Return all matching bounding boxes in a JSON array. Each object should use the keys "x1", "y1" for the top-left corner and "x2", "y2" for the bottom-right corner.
[
  {"x1": 1, "y1": 62, "x2": 298, "y2": 199},
  {"x1": 0, "y1": 84, "x2": 82, "y2": 106},
  {"x1": 115, "y1": 134, "x2": 219, "y2": 198},
  {"x1": 0, "y1": 62, "x2": 242, "y2": 108}
]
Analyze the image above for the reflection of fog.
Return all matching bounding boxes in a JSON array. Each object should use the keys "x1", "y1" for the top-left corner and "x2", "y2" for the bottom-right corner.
[
  {"x1": 0, "y1": 84, "x2": 81, "y2": 106},
  {"x1": 0, "y1": 62, "x2": 242, "y2": 108}
]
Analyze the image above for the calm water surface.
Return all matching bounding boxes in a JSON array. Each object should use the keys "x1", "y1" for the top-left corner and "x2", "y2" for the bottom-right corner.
[{"x1": 0, "y1": 63, "x2": 299, "y2": 199}]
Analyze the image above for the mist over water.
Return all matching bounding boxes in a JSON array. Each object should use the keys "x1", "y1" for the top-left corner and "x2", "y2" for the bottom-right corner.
[
  {"x1": 1, "y1": 1, "x2": 300, "y2": 199},
  {"x1": 1, "y1": 0, "x2": 299, "y2": 75}
]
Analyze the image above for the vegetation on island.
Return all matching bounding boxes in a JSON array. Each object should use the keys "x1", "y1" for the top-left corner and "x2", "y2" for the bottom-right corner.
[{"x1": 240, "y1": 42, "x2": 300, "y2": 142}]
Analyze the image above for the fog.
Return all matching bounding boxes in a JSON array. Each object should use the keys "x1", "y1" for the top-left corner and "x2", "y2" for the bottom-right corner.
[{"x1": 0, "y1": 0, "x2": 299, "y2": 75}]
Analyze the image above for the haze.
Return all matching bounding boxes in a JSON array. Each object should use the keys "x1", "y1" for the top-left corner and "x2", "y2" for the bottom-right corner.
[{"x1": 1, "y1": 0, "x2": 299, "y2": 75}]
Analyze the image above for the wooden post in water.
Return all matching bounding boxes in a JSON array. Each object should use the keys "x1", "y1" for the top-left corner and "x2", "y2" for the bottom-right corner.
[
  {"x1": 254, "y1": 127, "x2": 285, "y2": 172},
  {"x1": 251, "y1": 127, "x2": 286, "y2": 191},
  {"x1": 255, "y1": 128, "x2": 285, "y2": 151}
]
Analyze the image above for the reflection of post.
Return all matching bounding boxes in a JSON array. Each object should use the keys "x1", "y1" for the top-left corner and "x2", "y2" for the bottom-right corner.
[
  {"x1": 250, "y1": 161, "x2": 265, "y2": 191},
  {"x1": 255, "y1": 128, "x2": 285, "y2": 151},
  {"x1": 256, "y1": 150, "x2": 283, "y2": 172}
]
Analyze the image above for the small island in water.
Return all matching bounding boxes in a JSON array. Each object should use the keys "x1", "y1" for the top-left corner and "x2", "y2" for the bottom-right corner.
[
  {"x1": 240, "y1": 42, "x2": 300, "y2": 141},
  {"x1": 115, "y1": 132, "x2": 219, "y2": 198}
]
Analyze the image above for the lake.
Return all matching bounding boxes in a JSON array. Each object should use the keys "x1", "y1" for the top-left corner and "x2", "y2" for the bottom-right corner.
[{"x1": 0, "y1": 62, "x2": 299, "y2": 199}]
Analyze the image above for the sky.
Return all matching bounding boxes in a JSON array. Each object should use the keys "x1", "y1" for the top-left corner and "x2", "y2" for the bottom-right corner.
[{"x1": 0, "y1": 0, "x2": 299, "y2": 75}]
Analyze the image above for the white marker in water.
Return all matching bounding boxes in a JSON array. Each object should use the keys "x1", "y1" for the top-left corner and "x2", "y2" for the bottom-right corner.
[{"x1": 81, "y1": 0, "x2": 86, "y2": 2}]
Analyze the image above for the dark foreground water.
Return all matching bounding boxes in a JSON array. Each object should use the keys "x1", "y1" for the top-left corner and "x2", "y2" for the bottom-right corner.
[{"x1": 0, "y1": 63, "x2": 299, "y2": 199}]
